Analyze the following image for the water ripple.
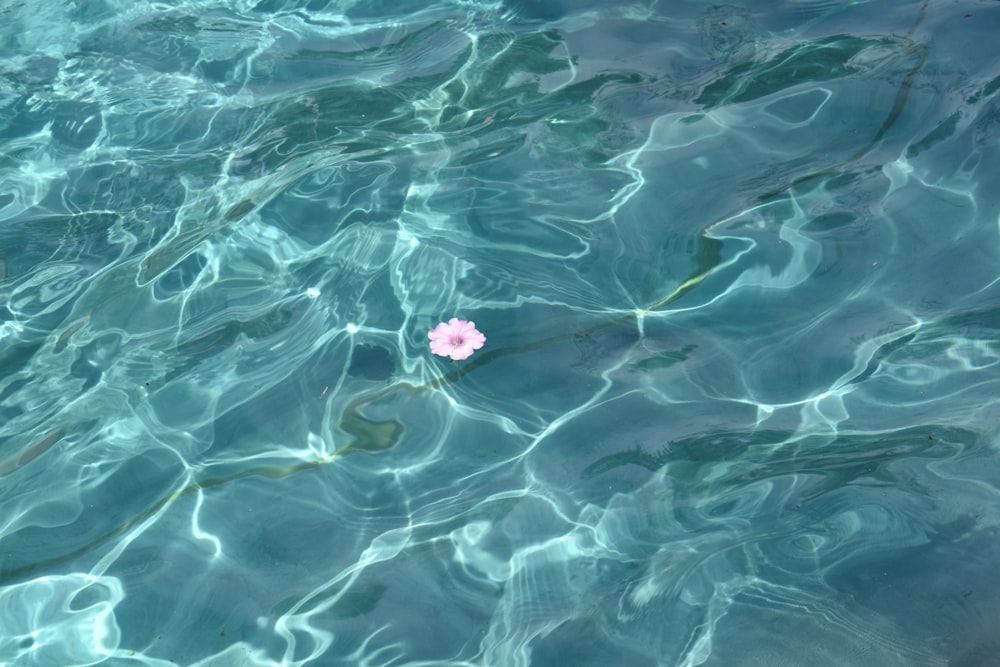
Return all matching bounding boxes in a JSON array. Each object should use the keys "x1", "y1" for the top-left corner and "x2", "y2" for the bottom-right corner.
[{"x1": 2, "y1": 0, "x2": 999, "y2": 665}]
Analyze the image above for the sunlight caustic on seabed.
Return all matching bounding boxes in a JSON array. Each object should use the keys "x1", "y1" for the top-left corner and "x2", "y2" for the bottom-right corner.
[{"x1": 2, "y1": 0, "x2": 1000, "y2": 665}]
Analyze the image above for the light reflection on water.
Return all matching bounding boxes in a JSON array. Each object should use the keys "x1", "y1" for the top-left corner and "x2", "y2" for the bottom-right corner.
[{"x1": 1, "y1": 0, "x2": 999, "y2": 665}]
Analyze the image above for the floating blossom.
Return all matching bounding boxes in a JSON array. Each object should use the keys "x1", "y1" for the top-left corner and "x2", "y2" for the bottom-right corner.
[{"x1": 428, "y1": 318, "x2": 486, "y2": 361}]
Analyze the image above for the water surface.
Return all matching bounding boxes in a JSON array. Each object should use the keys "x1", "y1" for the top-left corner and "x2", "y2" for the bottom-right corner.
[{"x1": 2, "y1": 0, "x2": 1000, "y2": 665}]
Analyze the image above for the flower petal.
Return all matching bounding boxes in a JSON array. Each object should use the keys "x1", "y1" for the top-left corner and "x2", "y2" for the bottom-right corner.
[
  {"x1": 450, "y1": 343, "x2": 475, "y2": 360},
  {"x1": 427, "y1": 322, "x2": 451, "y2": 340},
  {"x1": 465, "y1": 329, "x2": 486, "y2": 350},
  {"x1": 429, "y1": 338, "x2": 454, "y2": 356}
]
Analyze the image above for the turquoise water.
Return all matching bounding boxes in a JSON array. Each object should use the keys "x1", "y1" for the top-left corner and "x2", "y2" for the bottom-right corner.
[{"x1": 2, "y1": 0, "x2": 999, "y2": 664}]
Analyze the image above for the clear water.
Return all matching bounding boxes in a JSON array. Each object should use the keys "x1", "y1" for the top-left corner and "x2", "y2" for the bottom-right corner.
[{"x1": 1, "y1": 0, "x2": 999, "y2": 665}]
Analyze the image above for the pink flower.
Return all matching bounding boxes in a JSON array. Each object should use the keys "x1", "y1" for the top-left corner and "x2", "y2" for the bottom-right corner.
[{"x1": 428, "y1": 318, "x2": 486, "y2": 361}]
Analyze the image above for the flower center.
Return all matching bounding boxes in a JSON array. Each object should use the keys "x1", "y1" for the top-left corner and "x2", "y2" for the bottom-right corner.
[{"x1": 450, "y1": 336, "x2": 464, "y2": 346}]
